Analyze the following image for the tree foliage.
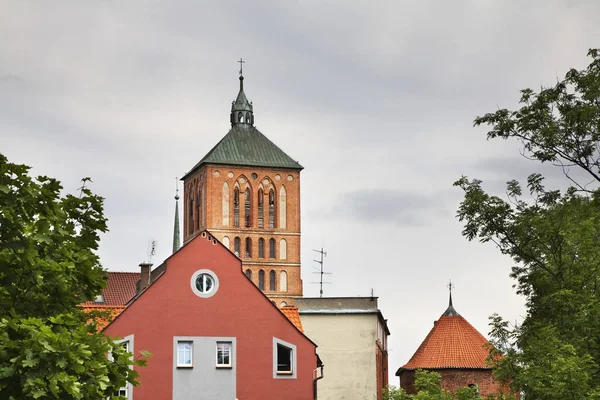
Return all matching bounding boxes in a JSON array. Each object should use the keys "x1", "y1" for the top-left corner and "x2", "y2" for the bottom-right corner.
[
  {"x1": 454, "y1": 49, "x2": 600, "y2": 399},
  {"x1": 0, "y1": 154, "x2": 147, "y2": 399}
]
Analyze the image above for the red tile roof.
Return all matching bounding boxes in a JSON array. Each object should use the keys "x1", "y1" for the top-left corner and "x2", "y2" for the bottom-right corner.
[
  {"x1": 401, "y1": 314, "x2": 490, "y2": 370},
  {"x1": 81, "y1": 305, "x2": 125, "y2": 331},
  {"x1": 81, "y1": 272, "x2": 140, "y2": 306},
  {"x1": 280, "y1": 306, "x2": 304, "y2": 333}
]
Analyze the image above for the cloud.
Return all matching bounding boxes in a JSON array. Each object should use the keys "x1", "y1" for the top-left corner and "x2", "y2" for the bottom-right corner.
[{"x1": 318, "y1": 188, "x2": 450, "y2": 226}]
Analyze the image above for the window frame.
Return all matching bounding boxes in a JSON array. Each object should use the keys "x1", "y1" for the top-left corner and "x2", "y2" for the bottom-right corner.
[
  {"x1": 177, "y1": 341, "x2": 193, "y2": 368},
  {"x1": 216, "y1": 342, "x2": 232, "y2": 368},
  {"x1": 190, "y1": 269, "x2": 220, "y2": 299},
  {"x1": 272, "y1": 337, "x2": 297, "y2": 379}
]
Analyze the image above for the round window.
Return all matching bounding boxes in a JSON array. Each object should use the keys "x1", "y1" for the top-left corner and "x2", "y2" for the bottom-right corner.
[{"x1": 190, "y1": 269, "x2": 219, "y2": 298}]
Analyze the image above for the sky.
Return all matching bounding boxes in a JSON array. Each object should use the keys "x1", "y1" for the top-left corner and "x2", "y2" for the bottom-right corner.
[{"x1": 2, "y1": 0, "x2": 600, "y2": 384}]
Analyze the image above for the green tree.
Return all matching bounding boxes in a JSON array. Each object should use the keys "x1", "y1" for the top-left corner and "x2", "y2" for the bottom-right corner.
[
  {"x1": 383, "y1": 370, "x2": 493, "y2": 400},
  {"x1": 455, "y1": 49, "x2": 600, "y2": 399},
  {"x1": 0, "y1": 154, "x2": 147, "y2": 399}
]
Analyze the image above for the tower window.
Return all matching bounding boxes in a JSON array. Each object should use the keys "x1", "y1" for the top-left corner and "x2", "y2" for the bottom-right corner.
[
  {"x1": 280, "y1": 271, "x2": 288, "y2": 292},
  {"x1": 245, "y1": 269, "x2": 252, "y2": 280},
  {"x1": 244, "y1": 187, "x2": 252, "y2": 227},
  {"x1": 245, "y1": 237, "x2": 252, "y2": 258},
  {"x1": 234, "y1": 237, "x2": 241, "y2": 257},
  {"x1": 258, "y1": 270, "x2": 265, "y2": 290},
  {"x1": 238, "y1": 112, "x2": 242, "y2": 122},
  {"x1": 269, "y1": 270, "x2": 276, "y2": 291},
  {"x1": 269, "y1": 189, "x2": 276, "y2": 228},
  {"x1": 195, "y1": 194, "x2": 200, "y2": 230},
  {"x1": 233, "y1": 188, "x2": 240, "y2": 227},
  {"x1": 258, "y1": 238, "x2": 265, "y2": 258},
  {"x1": 188, "y1": 198, "x2": 194, "y2": 235},
  {"x1": 258, "y1": 188, "x2": 264, "y2": 228},
  {"x1": 269, "y1": 238, "x2": 276, "y2": 259}
]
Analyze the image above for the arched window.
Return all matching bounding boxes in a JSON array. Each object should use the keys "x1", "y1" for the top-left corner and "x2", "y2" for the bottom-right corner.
[
  {"x1": 280, "y1": 271, "x2": 288, "y2": 292},
  {"x1": 269, "y1": 270, "x2": 276, "y2": 291},
  {"x1": 269, "y1": 189, "x2": 276, "y2": 228},
  {"x1": 222, "y1": 182, "x2": 230, "y2": 226},
  {"x1": 257, "y1": 188, "x2": 264, "y2": 228},
  {"x1": 279, "y1": 186, "x2": 287, "y2": 229},
  {"x1": 269, "y1": 238, "x2": 276, "y2": 259},
  {"x1": 201, "y1": 184, "x2": 206, "y2": 230},
  {"x1": 238, "y1": 112, "x2": 242, "y2": 122},
  {"x1": 280, "y1": 301, "x2": 287, "y2": 307},
  {"x1": 258, "y1": 238, "x2": 265, "y2": 258},
  {"x1": 258, "y1": 270, "x2": 265, "y2": 290},
  {"x1": 234, "y1": 237, "x2": 241, "y2": 256},
  {"x1": 188, "y1": 198, "x2": 193, "y2": 234},
  {"x1": 245, "y1": 237, "x2": 252, "y2": 258},
  {"x1": 222, "y1": 236, "x2": 230, "y2": 249},
  {"x1": 244, "y1": 187, "x2": 252, "y2": 227},
  {"x1": 245, "y1": 269, "x2": 252, "y2": 280},
  {"x1": 279, "y1": 239, "x2": 287, "y2": 260},
  {"x1": 195, "y1": 194, "x2": 200, "y2": 231},
  {"x1": 233, "y1": 188, "x2": 240, "y2": 227}
]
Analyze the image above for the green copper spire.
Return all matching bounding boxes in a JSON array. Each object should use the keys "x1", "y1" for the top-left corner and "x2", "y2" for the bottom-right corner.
[
  {"x1": 230, "y1": 58, "x2": 254, "y2": 126},
  {"x1": 173, "y1": 178, "x2": 181, "y2": 253}
]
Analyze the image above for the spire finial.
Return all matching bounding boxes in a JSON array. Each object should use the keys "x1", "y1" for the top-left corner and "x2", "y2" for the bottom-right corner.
[
  {"x1": 442, "y1": 280, "x2": 460, "y2": 317},
  {"x1": 173, "y1": 177, "x2": 181, "y2": 254},
  {"x1": 238, "y1": 58, "x2": 245, "y2": 77}
]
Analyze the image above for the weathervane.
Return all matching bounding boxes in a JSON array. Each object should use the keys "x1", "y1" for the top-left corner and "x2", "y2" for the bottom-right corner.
[
  {"x1": 238, "y1": 58, "x2": 245, "y2": 76},
  {"x1": 447, "y1": 279, "x2": 454, "y2": 294}
]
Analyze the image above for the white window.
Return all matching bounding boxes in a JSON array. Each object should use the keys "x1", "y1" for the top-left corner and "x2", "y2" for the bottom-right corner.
[
  {"x1": 273, "y1": 337, "x2": 297, "y2": 379},
  {"x1": 177, "y1": 341, "x2": 193, "y2": 367},
  {"x1": 112, "y1": 338, "x2": 132, "y2": 399},
  {"x1": 190, "y1": 269, "x2": 220, "y2": 298},
  {"x1": 216, "y1": 342, "x2": 232, "y2": 367}
]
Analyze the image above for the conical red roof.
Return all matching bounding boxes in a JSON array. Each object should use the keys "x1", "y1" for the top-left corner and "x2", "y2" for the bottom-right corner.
[{"x1": 401, "y1": 310, "x2": 491, "y2": 370}]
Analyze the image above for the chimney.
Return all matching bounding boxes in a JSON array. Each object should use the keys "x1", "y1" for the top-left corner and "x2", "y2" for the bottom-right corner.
[{"x1": 139, "y1": 262, "x2": 152, "y2": 292}]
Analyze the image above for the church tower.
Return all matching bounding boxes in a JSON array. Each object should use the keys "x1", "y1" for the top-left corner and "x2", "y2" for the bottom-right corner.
[{"x1": 181, "y1": 69, "x2": 303, "y2": 306}]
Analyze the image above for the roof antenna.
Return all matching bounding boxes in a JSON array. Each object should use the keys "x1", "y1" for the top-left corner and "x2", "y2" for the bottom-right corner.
[
  {"x1": 147, "y1": 239, "x2": 157, "y2": 264},
  {"x1": 311, "y1": 247, "x2": 331, "y2": 297}
]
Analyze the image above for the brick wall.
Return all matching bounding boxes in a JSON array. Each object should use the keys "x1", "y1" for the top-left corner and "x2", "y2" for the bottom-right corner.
[
  {"x1": 399, "y1": 368, "x2": 509, "y2": 397},
  {"x1": 183, "y1": 164, "x2": 302, "y2": 305}
]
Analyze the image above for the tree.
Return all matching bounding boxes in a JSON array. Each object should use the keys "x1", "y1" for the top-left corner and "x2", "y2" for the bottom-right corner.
[
  {"x1": 0, "y1": 154, "x2": 147, "y2": 399},
  {"x1": 455, "y1": 49, "x2": 600, "y2": 399}
]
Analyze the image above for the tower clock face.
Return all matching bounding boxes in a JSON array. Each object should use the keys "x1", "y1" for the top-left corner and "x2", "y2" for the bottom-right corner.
[{"x1": 190, "y1": 269, "x2": 219, "y2": 298}]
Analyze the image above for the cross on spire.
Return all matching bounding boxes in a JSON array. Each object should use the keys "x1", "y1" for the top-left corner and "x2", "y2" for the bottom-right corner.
[{"x1": 238, "y1": 58, "x2": 245, "y2": 76}]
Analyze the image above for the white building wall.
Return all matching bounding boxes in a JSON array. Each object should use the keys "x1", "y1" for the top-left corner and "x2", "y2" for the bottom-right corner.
[{"x1": 300, "y1": 313, "x2": 378, "y2": 400}]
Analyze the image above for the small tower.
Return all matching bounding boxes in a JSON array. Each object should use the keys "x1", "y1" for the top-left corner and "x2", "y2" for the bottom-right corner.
[
  {"x1": 173, "y1": 179, "x2": 181, "y2": 254},
  {"x1": 181, "y1": 62, "x2": 304, "y2": 306}
]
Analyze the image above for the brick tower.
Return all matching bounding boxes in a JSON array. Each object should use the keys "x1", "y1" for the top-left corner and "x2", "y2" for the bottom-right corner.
[{"x1": 181, "y1": 71, "x2": 303, "y2": 306}]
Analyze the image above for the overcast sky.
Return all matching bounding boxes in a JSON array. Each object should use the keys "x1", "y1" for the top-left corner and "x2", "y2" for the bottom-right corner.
[{"x1": 2, "y1": 0, "x2": 599, "y2": 384}]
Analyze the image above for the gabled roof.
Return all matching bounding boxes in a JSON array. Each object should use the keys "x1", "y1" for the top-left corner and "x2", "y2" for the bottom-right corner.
[
  {"x1": 398, "y1": 312, "x2": 490, "y2": 371},
  {"x1": 182, "y1": 124, "x2": 303, "y2": 179},
  {"x1": 81, "y1": 272, "x2": 140, "y2": 306},
  {"x1": 280, "y1": 306, "x2": 304, "y2": 332}
]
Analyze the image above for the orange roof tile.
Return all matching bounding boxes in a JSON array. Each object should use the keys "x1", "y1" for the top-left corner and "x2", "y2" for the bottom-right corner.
[
  {"x1": 82, "y1": 305, "x2": 125, "y2": 332},
  {"x1": 81, "y1": 272, "x2": 140, "y2": 306},
  {"x1": 280, "y1": 306, "x2": 304, "y2": 332},
  {"x1": 401, "y1": 314, "x2": 490, "y2": 370}
]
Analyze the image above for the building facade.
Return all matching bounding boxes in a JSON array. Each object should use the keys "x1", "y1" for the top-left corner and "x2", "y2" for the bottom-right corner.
[
  {"x1": 295, "y1": 297, "x2": 390, "y2": 400},
  {"x1": 181, "y1": 73, "x2": 303, "y2": 306},
  {"x1": 396, "y1": 296, "x2": 510, "y2": 397},
  {"x1": 104, "y1": 231, "x2": 319, "y2": 400}
]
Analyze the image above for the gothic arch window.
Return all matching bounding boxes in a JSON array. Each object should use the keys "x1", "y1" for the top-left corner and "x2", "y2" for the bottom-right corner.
[
  {"x1": 279, "y1": 239, "x2": 287, "y2": 260},
  {"x1": 188, "y1": 198, "x2": 194, "y2": 235},
  {"x1": 222, "y1": 182, "x2": 230, "y2": 226},
  {"x1": 244, "y1": 187, "x2": 252, "y2": 227},
  {"x1": 238, "y1": 112, "x2": 242, "y2": 122},
  {"x1": 245, "y1": 237, "x2": 252, "y2": 258},
  {"x1": 258, "y1": 238, "x2": 265, "y2": 258},
  {"x1": 257, "y1": 188, "x2": 264, "y2": 228},
  {"x1": 195, "y1": 194, "x2": 200, "y2": 231},
  {"x1": 280, "y1": 271, "x2": 288, "y2": 292},
  {"x1": 233, "y1": 188, "x2": 240, "y2": 227},
  {"x1": 258, "y1": 270, "x2": 265, "y2": 290},
  {"x1": 279, "y1": 186, "x2": 287, "y2": 229},
  {"x1": 245, "y1": 112, "x2": 250, "y2": 123},
  {"x1": 269, "y1": 238, "x2": 276, "y2": 259},
  {"x1": 269, "y1": 270, "x2": 276, "y2": 291},
  {"x1": 222, "y1": 236, "x2": 230, "y2": 249},
  {"x1": 201, "y1": 184, "x2": 206, "y2": 229},
  {"x1": 234, "y1": 237, "x2": 241, "y2": 257},
  {"x1": 268, "y1": 189, "x2": 276, "y2": 228},
  {"x1": 245, "y1": 269, "x2": 252, "y2": 280}
]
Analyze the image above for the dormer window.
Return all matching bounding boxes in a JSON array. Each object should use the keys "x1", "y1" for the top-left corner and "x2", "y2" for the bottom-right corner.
[{"x1": 94, "y1": 294, "x2": 104, "y2": 304}]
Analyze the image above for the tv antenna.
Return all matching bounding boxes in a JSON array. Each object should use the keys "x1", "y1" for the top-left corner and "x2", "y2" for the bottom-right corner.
[
  {"x1": 146, "y1": 239, "x2": 157, "y2": 264},
  {"x1": 311, "y1": 248, "x2": 331, "y2": 297}
]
